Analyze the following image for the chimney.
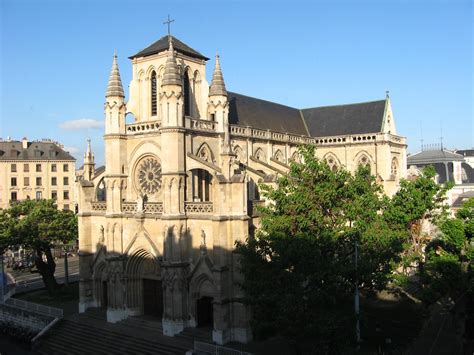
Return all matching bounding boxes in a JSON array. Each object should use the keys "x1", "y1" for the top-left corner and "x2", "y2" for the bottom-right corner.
[{"x1": 22, "y1": 137, "x2": 28, "y2": 149}]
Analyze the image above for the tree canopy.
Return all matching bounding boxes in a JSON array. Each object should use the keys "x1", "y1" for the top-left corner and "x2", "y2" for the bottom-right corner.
[
  {"x1": 0, "y1": 199, "x2": 77, "y2": 292},
  {"x1": 236, "y1": 145, "x2": 451, "y2": 352}
]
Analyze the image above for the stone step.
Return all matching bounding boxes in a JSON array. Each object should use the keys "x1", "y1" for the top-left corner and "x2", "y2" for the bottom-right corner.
[
  {"x1": 37, "y1": 319, "x2": 187, "y2": 355},
  {"x1": 120, "y1": 315, "x2": 164, "y2": 333}
]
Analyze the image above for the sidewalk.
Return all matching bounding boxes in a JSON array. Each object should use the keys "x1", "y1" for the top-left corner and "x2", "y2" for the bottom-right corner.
[{"x1": 406, "y1": 297, "x2": 465, "y2": 355}]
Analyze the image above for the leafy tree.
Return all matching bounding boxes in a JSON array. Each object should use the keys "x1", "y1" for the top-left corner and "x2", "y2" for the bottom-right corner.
[
  {"x1": 383, "y1": 166, "x2": 452, "y2": 272},
  {"x1": 236, "y1": 145, "x2": 404, "y2": 352},
  {"x1": 0, "y1": 199, "x2": 77, "y2": 292}
]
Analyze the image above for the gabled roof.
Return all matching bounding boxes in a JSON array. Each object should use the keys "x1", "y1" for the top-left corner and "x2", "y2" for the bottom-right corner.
[
  {"x1": 129, "y1": 35, "x2": 209, "y2": 61},
  {"x1": 0, "y1": 140, "x2": 75, "y2": 161},
  {"x1": 301, "y1": 100, "x2": 386, "y2": 138},
  {"x1": 228, "y1": 92, "x2": 308, "y2": 136}
]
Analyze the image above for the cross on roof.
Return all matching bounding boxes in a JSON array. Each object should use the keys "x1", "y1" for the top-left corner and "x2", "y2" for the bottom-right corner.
[{"x1": 163, "y1": 15, "x2": 175, "y2": 37}]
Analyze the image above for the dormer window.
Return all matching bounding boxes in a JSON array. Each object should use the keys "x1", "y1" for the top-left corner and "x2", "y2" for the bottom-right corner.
[{"x1": 151, "y1": 71, "x2": 157, "y2": 116}]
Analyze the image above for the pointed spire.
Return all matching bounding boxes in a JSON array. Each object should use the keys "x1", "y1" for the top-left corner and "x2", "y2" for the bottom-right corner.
[
  {"x1": 162, "y1": 37, "x2": 182, "y2": 87},
  {"x1": 106, "y1": 51, "x2": 125, "y2": 98},
  {"x1": 84, "y1": 139, "x2": 94, "y2": 164},
  {"x1": 385, "y1": 90, "x2": 390, "y2": 100},
  {"x1": 209, "y1": 52, "x2": 227, "y2": 97}
]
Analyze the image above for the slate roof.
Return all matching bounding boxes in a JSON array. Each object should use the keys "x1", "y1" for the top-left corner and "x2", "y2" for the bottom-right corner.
[
  {"x1": 453, "y1": 191, "x2": 474, "y2": 208},
  {"x1": 407, "y1": 149, "x2": 464, "y2": 164},
  {"x1": 228, "y1": 92, "x2": 308, "y2": 136},
  {"x1": 456, "y1": 149, "x2": 474, "y2": 157},
  {"x1": 130, "y1": 35, "x2": 209, "y2": 61},
  {"x1": 301, "y1": 100, "x2": 386, "y2": 137},
  {"x1": 0, "y1": 140, "x2": 75, "y2": 161}
]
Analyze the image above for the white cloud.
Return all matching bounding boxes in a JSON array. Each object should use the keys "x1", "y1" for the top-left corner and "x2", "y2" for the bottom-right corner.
[
  {"x1": 64, "y1": 146, "x2": 80, "y2": 154},
  {"x1": 60, "y1": 118, "x2": 104, "y2": 130}
]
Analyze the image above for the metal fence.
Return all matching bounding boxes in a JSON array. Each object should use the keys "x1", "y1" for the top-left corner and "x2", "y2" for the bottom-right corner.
[
  {"x1": 5, "y1": 297, "x2": 63, "y2": 318},
  {"x1": 194, "y1": 341, "x2": 253, "y2": 355}
]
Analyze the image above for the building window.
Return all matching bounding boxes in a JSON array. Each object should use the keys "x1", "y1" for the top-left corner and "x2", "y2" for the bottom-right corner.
[
  {"x1": 191, "y1": 169, "x2": 212, "y2": 202},
  {"x1": 36, "y1": 164, "x2": 41, "y2": 172},
  {"x1": 63, "y1": 177, "x2": 69, "y2": 186},
  {"x1": 63, "y1": 191, "x2": 70, "y2": 200},
  {"x1": 11, "y1": 164, "x2": 17, "y2": 172},
  {"x1": 36, "y1": 177, "x2": 42, "y2": 186},
  {"x1": 63, "y1": 204, "x2": 69, "y2": 211},
  {"x1": 11, "y1": 177, "x2": 17, "y2": 186},
  {"x1": 23, "y1": 164, "x2": 29, "y2": 172},
  {"x1": 24, "y1": 177, "x2": 29, "y2": 186},
  {"x1": 36, "y1": 191, "x2": 42, "y2": 200},
  {"x1": 34, "y1": 150, "x2": 43, "y2": 157},
  {"x1": 391, "y1": 158, "x2": 398, "y2": 179},
  {"x1": 151, "y1": 71, "x2": 157, "y2": 116},
  {"x1": 51, "y1": 164, "x2": 57, "y2": 172},
  {"x1": 51, "y1": 177, "x2": 57, "y2": 186},
  {"x1": 63, "y1": 164, "x2": 69, "y2": 172},
  {"x1": 11, "y1": 192, "x2": 17, "y2": 201},
  {"x1": 51, "y1": 191, "x2": 57, "y2": 200},
  {"x1": 183, "y1": 71, "x2": 191, "y2": 116}
]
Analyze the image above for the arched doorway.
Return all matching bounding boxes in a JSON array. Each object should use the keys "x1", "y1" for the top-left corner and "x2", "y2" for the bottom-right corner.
[
  {"x1": 197, "y1": 296, "x2": 213, "y2": 327},
  {"x1": 93, "y1": 261, "x2": 107, "y2": 308},
  {"x1": 125, "y1": 249, "x2": 163, "y2": 318}
]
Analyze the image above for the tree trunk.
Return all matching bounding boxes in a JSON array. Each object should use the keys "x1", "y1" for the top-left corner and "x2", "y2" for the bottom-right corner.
[{"x1": 35, "y1": 248, "x2": 58, "y2": 293}]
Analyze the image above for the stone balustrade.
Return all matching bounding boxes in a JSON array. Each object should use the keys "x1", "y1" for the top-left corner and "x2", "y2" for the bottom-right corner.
[
  {"x1": 229, "y1": 124, "x2": 406, "y2": 146},
  {"x1": 126, "y1": 120, "x2": 161, "y2": 134},
  {"x1": 91, "y1": 201, "x2": 106, "y2": 211},
  {"x1": 184, "y1": 201, "x2": 213, "y2": 214},
  {"x1": 188, "y1": 117, "x2": 217, "y2": 132}
]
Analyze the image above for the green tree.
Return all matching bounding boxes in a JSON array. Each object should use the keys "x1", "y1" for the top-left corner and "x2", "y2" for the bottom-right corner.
[
  {"x1": 384, "y1": 166, "x2": 451, "y2": 272},
  {"x1": 236, "y1": 145, "x2": 403, "y2": 352},
  {"x1": 0, "y1": 199, "x2": 77, "y2": 292}
]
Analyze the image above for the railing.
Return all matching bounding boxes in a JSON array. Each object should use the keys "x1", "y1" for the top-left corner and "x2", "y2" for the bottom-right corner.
[
  {"x1": 122, "y1": 202, "x2": 137, "y2": 214},
  {"x1": 194, "y1": 341, "x2": 253, "y2": 355},
  {"x1": 91, "y1": 201, "x2": 106, "y2": 211},
  {"x1": 185, "y1": 201, "x2": 213, "y2": 214},
  {"x1": 188, "y1": 117, "x2": 217, "y2": 132},
  {"x1": 144, "y1": 202, "x2": 163, "y2": 214},
  {"x1": 229, "y1": 125, "x2": 406, "y2": 146},
  {"x1": 5, "y1": 298, "x2": 63, "y2": 318},
  {"x1": 126, "y1": 120, "x2": 161, "y2": 134}
]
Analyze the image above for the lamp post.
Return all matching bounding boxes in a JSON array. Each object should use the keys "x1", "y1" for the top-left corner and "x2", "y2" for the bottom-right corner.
[
  {"x1": 64, "y1": 244, "x2": 69, "y2": 286},
  {"x1": 355, "y1": 240, "x2": 361, "y2": 344}
]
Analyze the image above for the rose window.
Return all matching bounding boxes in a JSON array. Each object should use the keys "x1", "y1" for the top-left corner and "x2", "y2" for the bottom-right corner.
[{"x1": 136, "y1": 158, "x2": 162, "y2": 194}]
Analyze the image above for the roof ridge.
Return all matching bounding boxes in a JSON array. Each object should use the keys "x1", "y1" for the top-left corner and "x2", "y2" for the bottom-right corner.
[
  {"x1": 301, "y1": 99, "x2": 386, "y2": 111},
  {"x1": 227, "y1": 91, "x2": 299, "y2": 110}
]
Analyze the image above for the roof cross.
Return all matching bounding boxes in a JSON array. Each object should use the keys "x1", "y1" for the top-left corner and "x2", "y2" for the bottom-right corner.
[{"x1": 163, "y1": 15, "x2": 175, "y2": 37}]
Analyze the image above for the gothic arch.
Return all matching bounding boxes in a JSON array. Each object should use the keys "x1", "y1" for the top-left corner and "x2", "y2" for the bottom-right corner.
[
  {"x1": 254, "y1": 148, "x2": 266, "y2": 161},
  {"x1": 96, "y1": 177, "x2": 106, "y2": 201},
  {"x1": 93, "y1": 261, "x2": 107, "y2": 307},
  {"x1": 391, "y1": 157, "x2": 399, "y2": 178},
  {"x1": 323, "y1": 152, "x2": 341, "y2": 172},
  {"x1": 273, "y1": 149, "x2": 284, "y2": 162},
  {"x1": 233, "y1": 145, "x2": 244, "y2": 162},
  {"x1": 196, "y1": 142, "x2": 215, "y2": 163},
  {"x1": 124, "y1": 229, "x2": 161, "y2": 258},
  {"x1": 145, "y1": 65, "x2": 158, "y2": 78},
  {"x1": 128, "y1": 140, "x2": 161, "y2": 168},
  {"x1": 291, "y1": 151, "x2": 301, "y2": 163}
]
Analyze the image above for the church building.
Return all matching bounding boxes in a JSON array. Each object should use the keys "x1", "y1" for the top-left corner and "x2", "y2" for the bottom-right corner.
[{"x1": 77, "y1": 34, "x2": 407, "y2": 345}]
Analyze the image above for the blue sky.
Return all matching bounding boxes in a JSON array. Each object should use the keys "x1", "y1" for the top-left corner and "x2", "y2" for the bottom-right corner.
[{"x1": 1, "y1": 0, "x2": 472, "y2": 166}]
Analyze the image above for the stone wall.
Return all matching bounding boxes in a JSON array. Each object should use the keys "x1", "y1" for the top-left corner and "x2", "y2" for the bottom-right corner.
[{"x1": 0, "y1": 304, "x2": 54, "y2": 332}]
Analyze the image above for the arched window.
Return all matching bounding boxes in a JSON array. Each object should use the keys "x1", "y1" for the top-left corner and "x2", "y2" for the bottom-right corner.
[
  {"x1": 151, "y1": 71, "x2": 157, "y2": 116},
  {"x1": 391, "y1": 158, "x2": 398, "y2": 179},
  {"x1": 191, "y1": 169, "x2": 212, "y2": 202},
  {"x1": 274, "y1": 150, "x2": 284, "y2": 162},
  {"x1": 183, "y1": 71, "x2": 191, "y2": 117},
  {"x1": 255, "y1": 148, "x2": 265, "y2": 161},
  {"x1": 291, "y1": 151, "x2": 301, "y2": 163},
  {"x1": 96, "y1": 178, "x2": 106, "y2": 201},
  {"x1": 357, "y1": 154, "x2": 371, "y2": 173},
  {"x1": 233, "y1": 146, "x2": 243, "y2": 162},
  {"x1": 326, "y1": 155, "x2": 338, "y2": 172}
]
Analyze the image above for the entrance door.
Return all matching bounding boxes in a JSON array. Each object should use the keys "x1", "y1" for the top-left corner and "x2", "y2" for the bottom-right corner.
[
  {"x1": 197, "y1": 296, "x2": 214, "y2": 327},
  {"x1": 102, "y1": 281, "x2": 108, "y2": 309},
  {"x1": 143, "y1": 279, "x2": 163, "y2": 318}
]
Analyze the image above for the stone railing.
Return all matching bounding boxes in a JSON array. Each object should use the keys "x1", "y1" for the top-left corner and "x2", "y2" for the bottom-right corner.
[
  {"x1": 126, "y1": 120, "x2": 161, "y2": 134},
  {"x1": 230, "y1": 125, "x2": 406, "y2": 146},
  {"x1": 188, "y1": 117, "x2": 217, "y2": 132},
  {"x1": 122, "y1": 202, "x2": 137, "y2": 214},
  {"x1": 91, "y1": 201, "x2": 106, "y2": 212},
  {"x1": 144, "y1": 202, "x2": 163, "y2": 214},
  {"x1": 5, "y1": 298, "x2": 63, "y2": 318},
  {"x1": 185, "y1": 201, "x2": 213, "y2": 214}
]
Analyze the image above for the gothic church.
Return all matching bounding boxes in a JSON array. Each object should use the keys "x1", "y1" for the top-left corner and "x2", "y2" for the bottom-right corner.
[{"x1": 77, "y1": 34, "x2": 407, "y2": 345}]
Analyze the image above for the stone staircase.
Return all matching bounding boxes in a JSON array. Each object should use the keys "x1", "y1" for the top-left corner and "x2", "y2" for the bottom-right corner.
[
  {"x1": 35, "y1": 308, "x2": 192, "y2": 354},
  {"x1": 178, "y1": 326, "x2": 213, "y2": 344}
]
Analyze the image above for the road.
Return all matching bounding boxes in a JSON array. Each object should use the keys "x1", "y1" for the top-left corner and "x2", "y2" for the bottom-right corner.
[{"x1": 6, "y1": 256, "x2": 79, "y2": 292}]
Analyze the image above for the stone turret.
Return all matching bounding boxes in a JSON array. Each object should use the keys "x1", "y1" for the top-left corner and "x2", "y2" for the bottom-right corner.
[
  {"x1": 83, "y1": 139, "x2": 95, "y2": 181},
  {"x1": 106, "y1": 51, "x2": 125, "y2": 98},
  {"x1": 160, "y1": 38, "x2": 184, "y2": 127},
  {"x1": 105, "y1": 52, "x2": 126, "y2": 135},
  {"x1": 209, "y1": 53, "x2": 227, "y2": 97}
]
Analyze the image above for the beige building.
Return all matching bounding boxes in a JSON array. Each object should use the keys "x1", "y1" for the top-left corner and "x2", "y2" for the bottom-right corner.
[
  {"x1": 0, "y1": 138, "x2": 76, "y2": 210},
  {"x1": 76, "y1": 35, "x2": 406, "y2": 345}
]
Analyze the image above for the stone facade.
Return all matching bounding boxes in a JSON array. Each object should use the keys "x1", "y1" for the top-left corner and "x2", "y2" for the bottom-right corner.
[
  {"x1": 0, "y1": 138, "x2": 76, "y2": 210},
  {"x1": 77, "y1": 35, "x2": 407, "y2": 345}
]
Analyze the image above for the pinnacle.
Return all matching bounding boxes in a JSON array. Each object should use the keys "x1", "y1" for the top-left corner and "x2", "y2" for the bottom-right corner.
[
  {"x1": 209, "y1": 52, "x2": 227, "y2": 97},
  {"x1": 106, "y1": 52, "x2": 125, "y2": 98}
]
